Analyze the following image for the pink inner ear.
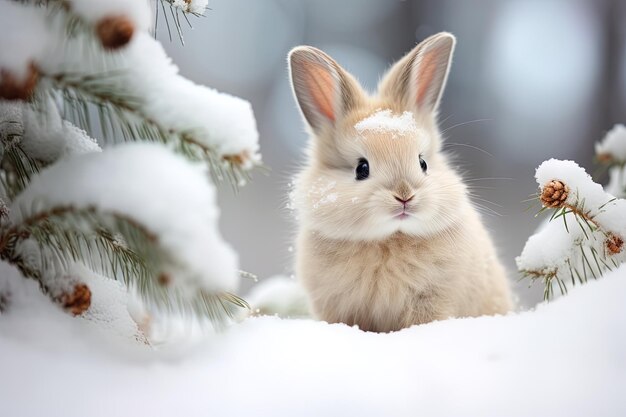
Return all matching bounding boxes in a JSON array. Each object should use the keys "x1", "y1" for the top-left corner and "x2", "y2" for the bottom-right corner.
[
  {"x1": 304, "y1": 62, "x2": 336, "y2": 122},
  {"x1": 415, "y1": 49, "x2": 438, "y2": 108}
]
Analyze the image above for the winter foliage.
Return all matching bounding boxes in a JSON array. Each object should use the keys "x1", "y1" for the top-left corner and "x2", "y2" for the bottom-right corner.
[
  {"x1": 517, "y1": 126, "x2": 626, "y2": 298},
  {"x1": 0, "y1": 0, "x2": 258, "y2": 329}
]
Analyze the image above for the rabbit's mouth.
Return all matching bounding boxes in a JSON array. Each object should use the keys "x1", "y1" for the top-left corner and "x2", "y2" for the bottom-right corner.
[{"x1": 392, "y1": 207, "x2": 414, "y2": 220}]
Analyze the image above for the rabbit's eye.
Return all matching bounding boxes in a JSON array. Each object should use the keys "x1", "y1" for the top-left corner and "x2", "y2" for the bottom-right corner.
[
  {"x1": 355, "y1": 158, "x2": 369, "y2": 180},
  {"x1": 419, "y1": 157, "x2": 428, "y2": 173}
]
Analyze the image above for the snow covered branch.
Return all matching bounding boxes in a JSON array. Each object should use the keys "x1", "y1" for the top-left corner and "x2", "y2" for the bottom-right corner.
[
  {"x1": 0, "y1": 143, "x2": 247, "y2": 321},
  {"x1": 0, "y1": 99, "x2": 100, "y2": 199},
  {"x1": 44, "y1": 32, "x2": 260, "y2": 174},
  {"x1": 0, "y1": 1, "x2": 260, "y2": 184},
  {"x1": 596, "y1": 124, "x2": 626, "y2": 198},
  {"x1": 517, "y1": 159, "x2": 626, "y2": 299}
]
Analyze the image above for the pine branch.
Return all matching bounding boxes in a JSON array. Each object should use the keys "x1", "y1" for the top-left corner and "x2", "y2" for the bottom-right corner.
[
  {"x1": 43, "y1": 71, "x2": 255, "y2": 188},
  {"x1": 0, "y1": 205, "x2": 248, "y2": 324},
  {"x1": 155, "y1": 0, "x2": 206, "y2": 45},
  {"x1": 519, "y1": 174, "x2": 625, "y2": 300},
  {"x1": 1, "y1": 143, "x2": 42, "y2": 200}
]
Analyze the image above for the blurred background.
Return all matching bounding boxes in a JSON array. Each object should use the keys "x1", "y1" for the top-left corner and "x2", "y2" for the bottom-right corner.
[{"x1": 157, "y1": 0, "x2": 626, "y2": 307}]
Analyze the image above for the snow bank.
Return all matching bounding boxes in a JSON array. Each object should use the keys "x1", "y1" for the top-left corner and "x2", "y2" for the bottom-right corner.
[
  {"x1": 10, "y1": 143, "x2": 239, "y2": 293},
  {"x1": 1, "y1": 265, "x2": 625, "y2": 417},
  {"x1": 355, "y1": 109, "x2": 419, "y2": 136}
]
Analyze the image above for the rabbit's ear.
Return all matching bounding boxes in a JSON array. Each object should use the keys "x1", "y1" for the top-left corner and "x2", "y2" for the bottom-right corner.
[
  {"x1": 289, "y1": 46, "x2": 363, "y2": 134},
  {"x1": 379, "y1": 32, "x2": 455, "y2": 116}
]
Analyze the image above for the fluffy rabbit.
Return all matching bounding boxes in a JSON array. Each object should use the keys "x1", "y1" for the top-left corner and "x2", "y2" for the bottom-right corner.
[{"x1": 288, "y1": 33, "x2": 513, "y2": 332}]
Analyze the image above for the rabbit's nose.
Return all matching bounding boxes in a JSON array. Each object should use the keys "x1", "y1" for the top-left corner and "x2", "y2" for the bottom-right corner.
[{"x1": 394, "y1": 195, "x2": 414, "y2": 204}]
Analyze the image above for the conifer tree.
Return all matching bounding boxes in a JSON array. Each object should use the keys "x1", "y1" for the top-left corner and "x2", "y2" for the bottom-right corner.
[{"x1": 0, "y1": 0, "x2": 259, "y2": 330}]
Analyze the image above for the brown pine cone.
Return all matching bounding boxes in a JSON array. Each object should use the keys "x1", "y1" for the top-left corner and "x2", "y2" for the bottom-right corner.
[
  {"x1": 0, "y1": 63, "x2": 39, "y2": 100},
  {"x1": 59, "y1": 283, "x2": 92, "y2": 316},
  {"x1": 540, "y1": 180, "x2": 569, "y2": 208},
  {"x1": 606, "y1": 234, "x2": 624, "y2": 255},
  {"x1": 96, "y1": 16, "x2": 135, "y2": 50}
]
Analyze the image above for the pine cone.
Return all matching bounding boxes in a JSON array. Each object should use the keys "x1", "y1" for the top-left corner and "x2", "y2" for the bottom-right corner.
[
  {"x1": 606, "y1": 234, "x2": 624, "y2": 255},
  {"x1": 0, "y1": 63, "x2": 39, "y2": 100},
  {"x1": 540, "y1": 180, "x2": 569, "y2": 208},
  {"x1": 59, "y1": 283, "x2": 91, "y2": 316},
  {"x1": 96, "y1": 16, "x2": 135, "y2": 50}
]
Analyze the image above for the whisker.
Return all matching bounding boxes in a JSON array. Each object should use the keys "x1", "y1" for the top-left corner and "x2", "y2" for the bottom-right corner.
[
  {"x1": 465, "y1": 177, "x2": 513, "y2": 183},
  {"x1": 441, "y1": 118, "x2": 492, "y2": 134},
  {"x1": 444, "y1": 142, "x2": 493, "y2": 157}
]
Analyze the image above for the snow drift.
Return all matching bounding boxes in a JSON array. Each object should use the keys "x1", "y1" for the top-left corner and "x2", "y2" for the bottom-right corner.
[{"x1": 1, "y1": 264, "x2": 625, "y2": 417}]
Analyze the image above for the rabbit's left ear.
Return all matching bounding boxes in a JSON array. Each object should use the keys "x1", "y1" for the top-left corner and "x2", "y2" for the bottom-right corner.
[{"x1": 379, "y1": 32, "x2": 455, "y2": 117}]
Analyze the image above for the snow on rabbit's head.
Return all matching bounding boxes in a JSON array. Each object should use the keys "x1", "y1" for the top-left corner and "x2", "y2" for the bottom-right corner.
[{"x1": 288, "y1": 33, "x2": 468, "y2": 241}]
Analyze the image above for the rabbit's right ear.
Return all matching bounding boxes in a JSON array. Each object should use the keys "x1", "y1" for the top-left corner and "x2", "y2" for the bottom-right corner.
[{"x1": 289, "y1": 46, "x2": 362, "y2": 134}]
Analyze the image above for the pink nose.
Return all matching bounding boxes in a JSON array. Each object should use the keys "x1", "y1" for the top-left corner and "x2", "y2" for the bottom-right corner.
[{"x1": 394, "y1": 195, "x2": 414, "y2": 204}]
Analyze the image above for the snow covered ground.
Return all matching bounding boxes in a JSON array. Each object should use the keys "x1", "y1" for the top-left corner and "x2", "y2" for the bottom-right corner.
[{"x1": 1, "y1": 265, "x2": 625, "y2": 417}]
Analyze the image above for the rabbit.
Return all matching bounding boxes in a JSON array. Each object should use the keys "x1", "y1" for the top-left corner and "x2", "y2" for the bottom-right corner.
[{"x1": 287, "y1": 32, "x2": 513, "y2": 332}]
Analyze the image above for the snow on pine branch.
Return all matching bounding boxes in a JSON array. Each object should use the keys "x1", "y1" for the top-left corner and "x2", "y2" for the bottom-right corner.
[
  {"x1": 517, "y1": 159, "x2": 625, "y2": 299},
  {"x1": 0, "y1": 99, "x2": 100, "y2": 164},
  {"x1": 43, "y1": 31, "x2": 261, "y2": 173},
  {"x1": 596, "y1": 124, "x2": 626, "y2": 198},
  {"x1": 0, "y1": 2, "x2": 260, "y2": 178},
  {"x1": 0, "y1": 98, "x2": 100, "y2": 200},
  {"x1": 62, "y1": 0, "x2": 152, "y2": 32},
  {"x1": 7, "y1": 143, "x2": 241, "y2": 316},
  {"x1": 596, "y1": 124, "x2": 626, "y2": 165},
  {"x1": 166, "y1": 0, "x2": 209, "y2": 15}
]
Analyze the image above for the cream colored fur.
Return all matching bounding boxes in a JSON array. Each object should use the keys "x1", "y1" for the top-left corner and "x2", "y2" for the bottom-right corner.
[{"x1": 288, "y1": 33, "x2": 513, "y2": 332}]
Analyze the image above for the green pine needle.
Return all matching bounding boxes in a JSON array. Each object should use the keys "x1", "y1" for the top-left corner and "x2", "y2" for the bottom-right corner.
[{"x1": 1, "y1": 205, "x2": 248, "y2": 324}]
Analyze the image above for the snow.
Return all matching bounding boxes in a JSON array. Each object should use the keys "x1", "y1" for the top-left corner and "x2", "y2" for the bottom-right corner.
[
  {"x1": 171, "y1": 0, "x2": 209, "y2": 14},
  {"x1": 0, "y1": 99, "x2": 101, "y2": 163},
  {"x1": 9, "y1": 142, "x2": 239, "y2": 294},
  {"x1": 0, "y1": 3, "x2": 260, "y2": 165},
  {"x1": 596, "y1": 124, "x2": 626, "y2": 161},
  {"x1": 0, "y1": 3, "x2": 48, "y2": 80},
  {"x1": 243, "y1": 275, "x2": 309, "y2": 318},
  {"x1": 355, "y1": 109, "x2": 419, "y2": 136},
  {"x1": 72, "y1": 263, "x2": 146, "y2": 343},
  {"x1": 606, "y1": 166, "x2": 626, "y2": 198},
  {"x1": 516, "y1": 213, "x2": 588, "y2": 274},
  {"x1": 535, "y1": 158, "x2": 626, "y2": 238},
  {"x1": 40, "y1": 32, "x2": 260, "y2": 164},
  {"x1": 118, "y1": 33, "x2": 259, "y2": 161},
  {"x1": 518, "y1": 159, "x2": 626, "y2": 281},
  {"x1": 1, "y1": 264, "x2": 625, "y2": 416},
  {"x1": 66, "y1": 0, "x2": 151, "y2": 31}
]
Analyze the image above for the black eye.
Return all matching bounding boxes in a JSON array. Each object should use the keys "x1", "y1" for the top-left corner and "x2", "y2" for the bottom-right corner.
[
  {"x1": 419, "y1": 157, "x2": 427, "y2": 173},
  {"x1": 355, "y1": 158, "x2": 369, "y2": 180}
]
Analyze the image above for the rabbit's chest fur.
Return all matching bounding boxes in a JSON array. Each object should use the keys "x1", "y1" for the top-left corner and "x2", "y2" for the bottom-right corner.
[{"x1": 297, "y1": 218, "x2": 512, "y2": 332}]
